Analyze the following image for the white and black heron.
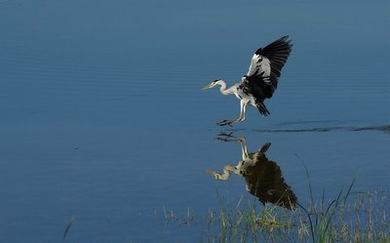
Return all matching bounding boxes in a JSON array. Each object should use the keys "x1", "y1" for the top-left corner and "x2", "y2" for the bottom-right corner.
[{"x1": 202, "y1": 36, "x2": 293, "y2": 126}]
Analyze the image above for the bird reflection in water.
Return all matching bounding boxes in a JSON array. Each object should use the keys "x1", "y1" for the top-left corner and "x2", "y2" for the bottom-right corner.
[{"x1": 208, "y1": 133, "x2": 297, "y2": 210}]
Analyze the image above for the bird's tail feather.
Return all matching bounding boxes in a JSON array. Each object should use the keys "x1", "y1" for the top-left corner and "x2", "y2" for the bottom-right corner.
[{"x1": 256, "y1": 102, "x2": 270, "y2": 116}]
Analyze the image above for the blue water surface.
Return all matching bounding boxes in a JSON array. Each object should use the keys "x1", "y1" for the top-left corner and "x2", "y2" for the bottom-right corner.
[{"x1": 0, "y1": 0, "x2": 389, "y2": 242}]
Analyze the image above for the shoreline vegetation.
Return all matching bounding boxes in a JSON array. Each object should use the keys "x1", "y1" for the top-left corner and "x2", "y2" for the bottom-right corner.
[{"x1": 162, "y1": 182, "x2": 390, "y2": 242}]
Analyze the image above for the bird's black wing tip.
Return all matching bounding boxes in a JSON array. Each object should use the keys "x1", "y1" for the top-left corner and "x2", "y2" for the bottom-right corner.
[
  {"x1": 280, "y1": 35, "x2": 293, "y2": 49},
  {"x1": 280, "y1": 35, "x2": 292, "y2": 43}
]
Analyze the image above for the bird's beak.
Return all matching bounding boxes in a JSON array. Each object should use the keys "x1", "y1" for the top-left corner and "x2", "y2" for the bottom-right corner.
[{"x1": 201, "y1": 83, "x2": 212, "y2": 90}]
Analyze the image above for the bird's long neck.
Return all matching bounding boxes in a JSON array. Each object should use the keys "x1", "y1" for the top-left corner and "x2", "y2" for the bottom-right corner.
[{"x1": 217, "y1": 80, "x2": 231, "y2": 95}]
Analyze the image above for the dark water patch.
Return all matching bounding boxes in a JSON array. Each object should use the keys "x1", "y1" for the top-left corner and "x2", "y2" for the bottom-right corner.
[
  {"x1": 275, "y1": 120, "x2": 343, "y2": 126},
  {"x1": 351, "y1": 125, "x2": 390, "y2": 132},
  {"x1": 253, "y1": 124, "x2": 390, "y2": 134}
]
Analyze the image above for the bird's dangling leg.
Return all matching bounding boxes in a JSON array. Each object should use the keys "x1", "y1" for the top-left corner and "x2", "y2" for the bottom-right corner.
[{"x1": 217, "y1": 99, "x2": 248, "y2": 126}]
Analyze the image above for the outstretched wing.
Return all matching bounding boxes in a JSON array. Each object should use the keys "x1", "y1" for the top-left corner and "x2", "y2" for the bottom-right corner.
[{"x1": 244, "y1": 36, "x2": 292, "y2": 99}]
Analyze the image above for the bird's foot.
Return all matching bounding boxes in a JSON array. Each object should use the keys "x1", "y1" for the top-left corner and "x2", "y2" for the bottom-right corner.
[{"x1": 216, "y1": 119, "x2": 234, "y2": 127}]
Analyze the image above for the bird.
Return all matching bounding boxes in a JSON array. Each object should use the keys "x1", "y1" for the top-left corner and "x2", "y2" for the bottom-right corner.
[
  {"x1": 208, "y1": 133, "x2": 297, "y2": 210},
  {"x1": 202, "y1": 36, "x2": 293, "y2": 126}
]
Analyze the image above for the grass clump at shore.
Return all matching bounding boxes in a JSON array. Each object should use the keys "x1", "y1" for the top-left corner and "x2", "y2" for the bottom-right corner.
[{"x1": 163, "y1": 185, "x2": 390, "y2": 242}]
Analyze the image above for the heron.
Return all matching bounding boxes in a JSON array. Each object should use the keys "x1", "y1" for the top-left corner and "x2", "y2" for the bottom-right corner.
[
  {"x1": 202, "y1": 36, "x2": 293, "y2": 126},
  {"x1": 208, "y1": 133, "x2": 297, "y2": 210}
]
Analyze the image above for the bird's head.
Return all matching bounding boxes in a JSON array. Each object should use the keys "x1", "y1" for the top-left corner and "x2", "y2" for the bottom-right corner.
[{"x1": 202, "y1": 79, "x2": 224, "y2": 90}]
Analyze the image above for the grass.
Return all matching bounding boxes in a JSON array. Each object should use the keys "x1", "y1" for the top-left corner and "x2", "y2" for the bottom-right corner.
[{"x1": 162, "y1": 184, "x2": 390, "y2": 242}]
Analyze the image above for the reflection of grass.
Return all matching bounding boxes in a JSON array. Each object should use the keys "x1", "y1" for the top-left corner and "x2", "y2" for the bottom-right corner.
[{"x1": 163, "y1": 187, "x2": 390, "y2": 242}]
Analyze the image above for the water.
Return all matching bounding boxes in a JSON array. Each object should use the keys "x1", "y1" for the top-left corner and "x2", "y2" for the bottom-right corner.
[{"x1": 0, "y1": 0, "x2": 389, "y2": 242}]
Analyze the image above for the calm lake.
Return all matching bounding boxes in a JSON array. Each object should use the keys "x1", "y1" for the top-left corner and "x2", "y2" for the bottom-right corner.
[{"x1": 0, "y1": 0, "x2": 389, "y2": 242}]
